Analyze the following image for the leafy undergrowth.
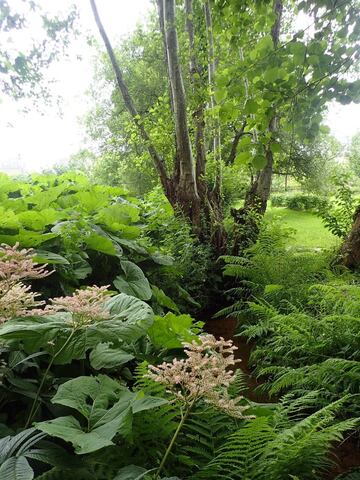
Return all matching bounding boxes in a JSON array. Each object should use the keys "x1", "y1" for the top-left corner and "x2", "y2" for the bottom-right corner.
[{"x1": 219, "y1": 219, "x2": 360, "y2": 478}]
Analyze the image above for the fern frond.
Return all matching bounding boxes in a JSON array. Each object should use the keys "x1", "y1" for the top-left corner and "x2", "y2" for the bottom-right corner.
[{"x1": 194, "y1": 417, "x2": 275, "y2": 480}]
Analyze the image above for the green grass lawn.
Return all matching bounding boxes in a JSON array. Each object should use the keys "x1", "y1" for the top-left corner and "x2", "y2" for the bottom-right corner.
[{"x1": 265, "y1": 207, "x2": 339, "y2": 249}]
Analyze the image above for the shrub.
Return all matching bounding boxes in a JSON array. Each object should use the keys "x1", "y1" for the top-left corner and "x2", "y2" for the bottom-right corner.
[
  {"x1": 271, "y1": 193, "x2": 328, "y2": 211},
  {"x1": 318, "y1": 174, "x2": 357, "y2": 238}
]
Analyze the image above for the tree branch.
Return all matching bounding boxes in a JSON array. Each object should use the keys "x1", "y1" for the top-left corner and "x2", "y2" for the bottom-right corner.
[
  {"x1": 226, "y1": 121, "x2": 250, "y2": 165},
  {"x1": 89, "y1": 0, "x2": 169, "y2": 189}
]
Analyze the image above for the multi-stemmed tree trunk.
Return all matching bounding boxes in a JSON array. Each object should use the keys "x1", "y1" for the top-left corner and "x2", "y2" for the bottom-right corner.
[{"x1": 90, "y1": 0, "x2": 225, "y2": 253}]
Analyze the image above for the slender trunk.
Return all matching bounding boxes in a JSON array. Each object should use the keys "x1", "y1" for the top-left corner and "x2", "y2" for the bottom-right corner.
[
  {"x1": 226, "y1": 122, "x2": 248, "y2": 166},
  {"x1": 231, "y1": 0, "x2": 283, "y2": 253},
  {"x1": 163, "y1": 0, "x2": 199, "y2": 215},
  {"x1": 185, "y1": 0, "x2": 206, "y2": 182},
  {"x1": 204, "y1": 1, "x2": 221, "y2": 196},
  {"x1": 89, "y1": 0, "x2": 170, "y2": 195},
  {"x1": 157, "y1": 0, "x2": 180, "y2": 183}
]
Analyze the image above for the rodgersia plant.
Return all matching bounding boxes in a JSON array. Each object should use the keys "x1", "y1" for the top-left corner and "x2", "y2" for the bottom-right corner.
[
  {"x1": 44, "y1": 285, "x2": 111, "y2": 326},
  {"x1": 148, "y1": 334, "x2": 251, "y2": 478},
  {"x1": 0, "y1": 243, "x2": 50, "y2": 323}
]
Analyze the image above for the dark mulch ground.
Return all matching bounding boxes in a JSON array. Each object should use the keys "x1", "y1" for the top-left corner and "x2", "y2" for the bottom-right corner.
[{"x1": 205, "y1": 316, "x2": 360, "y2": 479}]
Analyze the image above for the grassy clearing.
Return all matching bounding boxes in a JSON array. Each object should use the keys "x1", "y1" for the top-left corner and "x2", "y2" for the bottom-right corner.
[{"x1": 265, "y1": 206, "x2": 340, "y2": 249}]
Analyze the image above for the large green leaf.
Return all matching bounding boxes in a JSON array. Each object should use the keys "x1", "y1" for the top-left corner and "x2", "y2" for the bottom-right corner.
[
  {"x1": 84, "y1": 233, "x2": 117, "y2": 256},
  {"x1": 95, "y1": 204, "x2": 140, "y2": 230},
  {"x1": 0, "y1": 294, "x2": 153, "y2": 363},
  {"x1": 17, "y1": 209, "x2": 62, "y2": 231},
  {"x1": 36, "y1": 375, "x2": 167, "y2": 454},
  {"x1": 89, "y1": 343, "x2": 134, "y2": 370},
  {"x1": 114, "y1": 261, "x2": 152, "y2": 300},
  {"x1": 151, "y1": 286, "x2": 179, "y2": 313},
  {"x1": 33, "y1": 250, "x2": 70, "y2": 265},
  {"x1": 113, "y1": 465, "x2": 150, "y2": 480},
  {"x1": 148, "y1": 313, "x2": 203, "y2": 349},
  {"x1": 0, "y1": 457, "x2": 34, "y2": 480},
  {"x1": 36, "y1": 412, "x2": 132, "y2": 455}
]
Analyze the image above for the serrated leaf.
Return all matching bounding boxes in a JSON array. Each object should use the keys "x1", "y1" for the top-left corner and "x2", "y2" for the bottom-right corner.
[{"x1": 148, "y1": 312, "x2": 203, "y2": 349}]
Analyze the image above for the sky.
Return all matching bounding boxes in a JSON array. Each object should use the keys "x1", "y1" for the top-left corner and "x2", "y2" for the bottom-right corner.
[
  {"x1": 0, "y1": 0, "x2": 152, "y2": 173},
  {"x1": 0, "y1": 0, "x2": 359, "y2": 174}
]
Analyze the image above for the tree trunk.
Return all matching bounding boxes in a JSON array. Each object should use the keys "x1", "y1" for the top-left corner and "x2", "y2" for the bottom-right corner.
[
  {"x1": 340, "y1": 206, "x2": 360, "y2": 269},
  {"x1": 91, "y1": 0, "x2": 226, "y2": 253},
  {"x1": 163, "y1": 0, "x2": 200, "y2": 223}
]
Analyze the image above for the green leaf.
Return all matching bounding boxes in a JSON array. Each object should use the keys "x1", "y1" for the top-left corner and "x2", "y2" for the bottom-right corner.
[
  {"x1": 84, "y1": 233, "x2": 117, "y2": 256},
  {"x1": 50, "y1": 375, "x2": 132, "y2": 421},
  {"x1": 214, "y1": 88, "x2": 228, "y2": 103},
  {"x1": 17, "y1": 209, "x2": 61, "y2": 231},
  {"x1": 148, "y1": 313, "x2": 203, "y2": 349},
  {"x1": 252, "y1": 155, "x2": 267, "y2": 170},
  {"x1": 0, "y1": 294, "x2": 153, "y2": 363},
  {"x1": 36, "y1": 375, "x2": 167, "y2": 454},
  {"x1": 235, "y1": 152, "x2": 251, "y2": 165},
  {"x1": 0, "y1": 457, "x2": 34, "y2": 480},
  {"x1": 0, "y1": 231, "x2": 58, "y2": 247},
  {"x1": 114, "y1": 466, "x2": 150, "y2": 480},
  {"x1": 89, "y1": 343, "x2": 134, "y2": 370},
  {"x1": 151, "y1": 285, "x2": 179, "y2": 313},
  {"x1": 36, "y1": 413, "x2": 131, "y2": 455},
  {"x1": 270, "y1": 142, "x2": 281, "y2": 154},
  {"x1": 244, "y1": 99, "x2": 258, "y2": 114},
  {"x1": 113, "y1": 465, "x2": 148, "y2": 480},
  {"x1": 95, "y1": 204, "x2": 140, "y2": 230},
  {"x1": 33, "y1": 250, "x2": 70, "y2": 265},
  {"x1": 307, "y1": 55, "x2": 319, "y2": 65},
  {"x1": 290, "y1": 41, "x2": 306, "y2": 64},
  {"x1": 150, "y1": 251, "x2": 174, "y2": 266},
  {"x1": 114, "y1": 261, "x2": 152, "y2": 300},
  {"x1": 263, "y1": 67, "x2": 286, "y2": 83}
]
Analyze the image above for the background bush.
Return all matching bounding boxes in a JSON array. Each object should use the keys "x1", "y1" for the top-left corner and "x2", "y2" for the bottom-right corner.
[{"x1": 271, "y1": 193, "x2": 328, "y2": 211}]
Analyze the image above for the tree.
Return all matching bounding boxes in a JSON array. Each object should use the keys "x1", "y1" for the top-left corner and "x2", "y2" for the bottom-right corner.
[
  {"x1": 89, "y1": 0, "x2": 360, "y2": 255},
  {"x1": 214, "y1": 0, "x2": 360, "y2": 216},
  {"x1": 0, "y1": 0, "x2": 77, "y2": 100},
  {"x1": 90, "y1": 0, "x2": 226, "y2": 251},
  {"x1": 347, "y1": 132, "x2": 360, "y2": 177}
]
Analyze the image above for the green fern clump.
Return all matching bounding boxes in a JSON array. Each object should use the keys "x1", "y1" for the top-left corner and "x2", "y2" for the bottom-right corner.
[{"x1": 194, "y1": 397, "x2": 358, "y2": 480}]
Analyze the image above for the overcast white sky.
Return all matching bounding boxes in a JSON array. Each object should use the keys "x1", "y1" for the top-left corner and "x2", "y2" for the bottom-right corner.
[
  {"x1": 0, "y1": 0, "x2": 359, "y2": 173},
  {"x1": 0, "y1": 0, "x2": 153, "y2": 173}
]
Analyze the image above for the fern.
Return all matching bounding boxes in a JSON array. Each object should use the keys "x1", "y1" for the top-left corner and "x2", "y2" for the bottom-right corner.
[
  {"x1": 263, "y1": 397, "x2": 359, "y2": 480},
  {"x1": 194, "y1": 417, "x2": 275, "y2": 480},
  {"x1": 335, "y1": 469, "x2": 360, "y2": 480}
]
